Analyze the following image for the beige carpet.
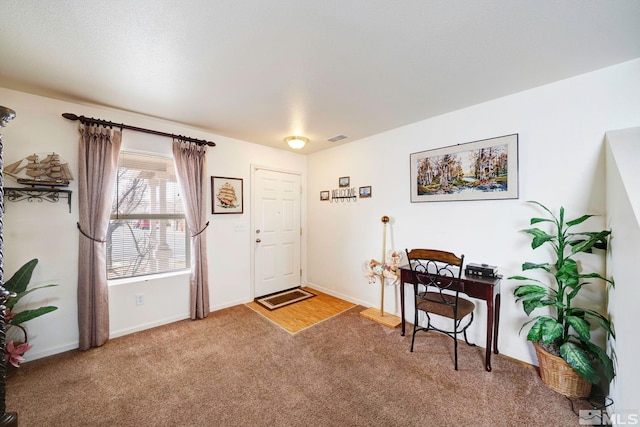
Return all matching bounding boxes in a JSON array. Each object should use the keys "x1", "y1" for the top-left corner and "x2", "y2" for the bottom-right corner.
[{"x1": 6, "y1": 304, "x2": 592, "y2": 426}]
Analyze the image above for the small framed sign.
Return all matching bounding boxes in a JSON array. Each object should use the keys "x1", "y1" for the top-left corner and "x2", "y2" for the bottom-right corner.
[{"x1": 359, "y1": 186, "x2": 372, "y2": 198}]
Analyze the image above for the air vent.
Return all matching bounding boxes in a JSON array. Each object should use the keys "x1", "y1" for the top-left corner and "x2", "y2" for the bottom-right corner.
[{"x1": 327, "y1": 134, "x2": 348, "y2": 143}]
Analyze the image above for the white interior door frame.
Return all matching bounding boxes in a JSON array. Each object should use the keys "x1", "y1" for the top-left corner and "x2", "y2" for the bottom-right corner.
[{"x1": 250, "y1": 164, "x2": 305, "y2": 299}]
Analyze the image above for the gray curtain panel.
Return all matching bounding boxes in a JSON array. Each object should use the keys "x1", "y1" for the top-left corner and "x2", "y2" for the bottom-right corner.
[
  {"x1": 77, "y1": 124, "x2": 121, "y2": 350},
  {"x1": 172, "y1": 139, "x2": 210, "y2": 319}
]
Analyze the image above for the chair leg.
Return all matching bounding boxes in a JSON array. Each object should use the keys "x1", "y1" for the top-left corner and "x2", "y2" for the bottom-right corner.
[
  {"x1": 463, "y1": 328, "x2": 476, "y2": 347},
  {"x1": 410, "y1": 310, "x2": 418, "y2": 352},
  {"x1": 453, "y1": 325, "x2": 458, "y2": 371},
  {"x1": 463, "y1": 312, "x2": 476, "y2": 346}
]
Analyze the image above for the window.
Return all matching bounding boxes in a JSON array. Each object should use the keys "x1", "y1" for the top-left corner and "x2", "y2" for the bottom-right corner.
[{"x1": 107, "y1": 151, "x2": 189, "y2": 280}]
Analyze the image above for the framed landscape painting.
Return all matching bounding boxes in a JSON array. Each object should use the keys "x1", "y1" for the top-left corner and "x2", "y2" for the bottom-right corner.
[{"x1": 410, "y1": 134, "x2": 518, "y2": 203}]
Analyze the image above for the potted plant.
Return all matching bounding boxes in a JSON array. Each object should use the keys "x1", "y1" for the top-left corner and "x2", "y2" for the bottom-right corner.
[
  {"x1": 3, "y1": 258, "x2": 58, "y2": 368},
  {"x1": 510, "y1": 201, "x2": 614, "y2": 398}
]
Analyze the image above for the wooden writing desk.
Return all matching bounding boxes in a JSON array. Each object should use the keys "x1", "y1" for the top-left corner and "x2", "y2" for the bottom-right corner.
[{"x1": 399, "y1": 265, "x2": 501, "y2": 371}]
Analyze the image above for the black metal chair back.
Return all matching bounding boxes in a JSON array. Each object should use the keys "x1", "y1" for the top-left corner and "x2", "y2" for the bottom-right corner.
[{"x1": 405, "y1": 248, "x2": 476, "y2": 370}]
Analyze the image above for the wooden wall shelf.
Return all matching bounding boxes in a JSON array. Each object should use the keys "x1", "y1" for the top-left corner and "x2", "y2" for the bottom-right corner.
[{"x1": 4, "y1": 187, "x2": 72, "y2": 213}]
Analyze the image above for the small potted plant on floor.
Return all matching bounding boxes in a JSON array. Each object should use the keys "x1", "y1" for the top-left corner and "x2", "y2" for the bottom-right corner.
[
  {"x1": 3, "y1": 258, "x2": 58, "y2": 368},
  {"x1": 510, "y1": 201, "x2": 614, "y2": 398}
]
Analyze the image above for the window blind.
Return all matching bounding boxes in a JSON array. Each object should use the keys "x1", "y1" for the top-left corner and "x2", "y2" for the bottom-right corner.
[{"x1": 107, "y1": 152, "x2": 189, "y2": 280}]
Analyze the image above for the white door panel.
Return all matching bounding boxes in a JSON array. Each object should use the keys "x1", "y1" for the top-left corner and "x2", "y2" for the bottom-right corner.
[{"x1": 254, "y1": 169, "x2": 301, "y2": 297}]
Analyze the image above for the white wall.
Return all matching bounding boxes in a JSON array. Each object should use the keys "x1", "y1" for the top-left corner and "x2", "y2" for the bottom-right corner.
[
  {"x1": 306, "y1": 58, "x2": 640, "y2": 369},
  {"x1": 605, "y1": 127, "x2": 640, "y2": 415},
  {"x1": 0, "y1": 87, "x2": 307, "y2": 360}
]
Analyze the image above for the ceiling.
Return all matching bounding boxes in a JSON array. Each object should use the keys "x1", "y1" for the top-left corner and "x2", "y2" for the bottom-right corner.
[{"x1": 1, "y1": 1, "x2": 639, "y2": 154}]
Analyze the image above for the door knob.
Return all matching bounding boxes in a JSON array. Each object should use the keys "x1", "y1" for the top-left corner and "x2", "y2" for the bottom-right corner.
[{"x1": 256, "y1": 238, "x2": 261, "y2": 243}]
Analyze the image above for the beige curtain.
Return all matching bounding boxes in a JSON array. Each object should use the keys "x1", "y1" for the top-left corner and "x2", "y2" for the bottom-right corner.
[
  {"x1": 172, "y1": 139, "x2": 209, "y2": 319},
  {"x1": 77, "y1": 124, "x2": 122, "y2": 350}
]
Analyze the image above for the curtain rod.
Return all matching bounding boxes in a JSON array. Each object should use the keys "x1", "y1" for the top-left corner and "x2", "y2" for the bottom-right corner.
[{"x1": 61, "y1": 113, "x2": 216, "y2": 147}]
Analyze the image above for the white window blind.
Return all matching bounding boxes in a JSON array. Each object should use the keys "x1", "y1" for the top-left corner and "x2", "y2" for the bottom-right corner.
[{"x1": 107, "y1": 151, "x2": 189, "y2": 280}]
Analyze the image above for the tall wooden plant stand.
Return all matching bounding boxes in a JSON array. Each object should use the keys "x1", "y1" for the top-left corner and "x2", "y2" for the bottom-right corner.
[{"x1": 360, "y1": 215, "x2": 401, "y2": 328}]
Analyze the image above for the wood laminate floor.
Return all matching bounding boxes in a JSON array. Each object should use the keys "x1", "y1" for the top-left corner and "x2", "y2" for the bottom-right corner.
[{"x1": 246, "y1": 287, "x2": 356, "y2": 334}]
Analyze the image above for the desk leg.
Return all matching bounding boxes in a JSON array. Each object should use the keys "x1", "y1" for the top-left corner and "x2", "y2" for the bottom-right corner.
[
  {"x1": 400, "y1": 282, "x2": 406, "y2": 336},
  {"x1": 493, "y1": 293, "x2": 501, "y2": 355},
  {"x1": 485, "y1": 291, "x2": 494, "y2": 372}
]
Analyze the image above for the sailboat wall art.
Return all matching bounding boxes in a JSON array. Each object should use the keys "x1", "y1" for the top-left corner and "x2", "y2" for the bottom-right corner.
[
  {"x1": 5, "y1": 152, "x2": 74, "y2": 187},
  {"x1": 211, "y1": 176, "x2": 243, "y2": 214}
]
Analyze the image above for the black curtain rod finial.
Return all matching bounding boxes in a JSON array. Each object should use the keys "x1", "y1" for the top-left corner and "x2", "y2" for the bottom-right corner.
[{"x1": 61, "y1": 112, "x2": 79, "y2": 121}]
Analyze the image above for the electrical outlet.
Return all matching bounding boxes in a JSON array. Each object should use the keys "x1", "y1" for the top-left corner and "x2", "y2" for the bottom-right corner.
[{"x1": 135, "y1": 293, "x2": 144, "y2": 306}]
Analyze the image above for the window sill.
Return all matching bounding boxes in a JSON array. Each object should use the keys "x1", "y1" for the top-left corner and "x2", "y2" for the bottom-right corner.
[{"x1": 108, "y1": 269, "x2": 190, "y2": 287}]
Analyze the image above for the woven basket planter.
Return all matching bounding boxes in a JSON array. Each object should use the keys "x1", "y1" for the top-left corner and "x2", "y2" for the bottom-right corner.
[{"x1": 533, "y1": 342, "x2": 592, "y2": 398}]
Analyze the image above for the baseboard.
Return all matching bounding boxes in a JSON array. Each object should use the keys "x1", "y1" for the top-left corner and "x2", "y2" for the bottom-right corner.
[
  {"x1": 24, "y1": 342, "x2": 79, "y2": 363},
  {"x1": 110, "y1": 313, "x2": 190, "y2": 339},
  {"x1": 305, "y1": 281, "x2": 384, "y2": 311},
  {"x1": 211, "y1": 297, "x2": 253, "y2": 311}
]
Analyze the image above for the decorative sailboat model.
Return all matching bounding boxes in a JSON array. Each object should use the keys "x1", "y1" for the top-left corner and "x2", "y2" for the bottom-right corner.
[
  {"x1": 5, "y1": 152, "x2": 73, "y2": 187},
  {"x1": 361, "y1": 215, "x2": 402, "y2": 328}
]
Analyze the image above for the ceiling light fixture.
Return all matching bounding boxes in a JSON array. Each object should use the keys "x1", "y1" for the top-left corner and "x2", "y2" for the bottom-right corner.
[{"x1": 285, "y1": 136, "x2": 308, "y2": 149}]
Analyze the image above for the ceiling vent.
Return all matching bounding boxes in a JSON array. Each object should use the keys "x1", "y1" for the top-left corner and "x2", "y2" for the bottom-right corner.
[{"x1": 327, "y1": 134, "x2": 348, "y2": 143}]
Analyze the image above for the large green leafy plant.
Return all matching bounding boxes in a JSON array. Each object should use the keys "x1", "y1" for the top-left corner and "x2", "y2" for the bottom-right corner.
[
  {"x1": 3, "y1": 258, "x2": 58, "y2": 367},
  {"x1": 511, "y1": 201, "x2": 615, "y2": 384}
]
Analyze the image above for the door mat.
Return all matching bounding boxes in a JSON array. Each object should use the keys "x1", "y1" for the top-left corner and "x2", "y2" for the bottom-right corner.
[{"x1": 255, "y1": 288, "x2": 316, "y2": 310}]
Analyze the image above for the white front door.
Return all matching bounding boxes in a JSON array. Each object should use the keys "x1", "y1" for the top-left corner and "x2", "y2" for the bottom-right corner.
[{"x1": 253, "y1": 168, "x2": 301, "y2": 297}]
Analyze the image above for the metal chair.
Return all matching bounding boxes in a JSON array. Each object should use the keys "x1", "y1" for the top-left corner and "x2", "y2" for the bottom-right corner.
[{"x1": 405, "y1": 248, "x2": 476, "y2": 370}]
